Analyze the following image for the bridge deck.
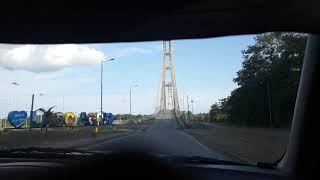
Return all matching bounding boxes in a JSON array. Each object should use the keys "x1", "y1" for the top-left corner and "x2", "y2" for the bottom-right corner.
[{"x1": 154, "y1": 110, "x2": 175, "y2": 120}]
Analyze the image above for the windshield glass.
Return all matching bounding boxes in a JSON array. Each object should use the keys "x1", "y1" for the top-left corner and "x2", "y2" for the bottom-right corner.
[{"x1": 0, "y1": 32, "x2": 307, "y2": 165}]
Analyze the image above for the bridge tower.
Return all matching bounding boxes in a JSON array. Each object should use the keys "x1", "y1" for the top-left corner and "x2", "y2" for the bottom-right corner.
[{"x1": 155, "y1": 41, "x2": 180, "y2": 116}]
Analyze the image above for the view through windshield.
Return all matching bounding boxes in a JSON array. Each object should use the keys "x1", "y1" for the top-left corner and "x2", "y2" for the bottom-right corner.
[{"x1": 0, "y1": 32, "x2": 307, "y2": 165}]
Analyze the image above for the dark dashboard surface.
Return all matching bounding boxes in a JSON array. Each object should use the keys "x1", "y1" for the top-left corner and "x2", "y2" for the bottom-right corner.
[{"x1": 0, "y1": 154, "x2": 291, "y2": 180}]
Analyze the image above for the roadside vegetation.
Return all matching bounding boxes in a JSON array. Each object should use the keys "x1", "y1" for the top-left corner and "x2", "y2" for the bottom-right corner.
[
  {"x1": 180, "y1": 33, "x2": 306, "y2": 164},
  {"x1": 209, "y1": 33, "x2": 307, "y2": 128}
]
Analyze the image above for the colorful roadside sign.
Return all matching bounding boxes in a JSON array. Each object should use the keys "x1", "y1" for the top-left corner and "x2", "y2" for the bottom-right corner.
[
  {"x1": 8, "y1": 111, "x2": 27, "y2": 128},
  {"x1": 52, "y1": 112, "x2": 64, "y2": 127},
  {"x1": 30, "y1": 111, "x2": 37, "y2": 128},
  {"x1": 79, "y1": 112, "x2": 89, "y2": 125},
  {"x1": 107, "y1": 113, "x2": 114, "y2": 125},
  {"x1": 64, "y1": 112, "x2": 75, "y2": 126},
  {"x1": 88, "y1": 112, "x2": 98, "y2": 126},
  {"x1": 104, "y1": 113, "x2": 114, "y2": 125}
]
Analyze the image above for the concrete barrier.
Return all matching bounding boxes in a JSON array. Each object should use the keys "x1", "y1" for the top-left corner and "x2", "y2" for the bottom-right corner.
[
  {"x1": 173, "y1": 110, "x2": 188, "y2": 129},
  {"x1": 112, "y1": 120, "x2": 129, "y2": 125}
]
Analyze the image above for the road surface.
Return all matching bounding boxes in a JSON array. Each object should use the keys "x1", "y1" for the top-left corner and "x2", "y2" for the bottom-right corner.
[{"x1": 81, "y1": 118, "x2": 222, "y2": 159}]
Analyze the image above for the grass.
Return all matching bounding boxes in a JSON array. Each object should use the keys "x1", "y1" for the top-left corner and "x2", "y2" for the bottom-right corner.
[
  {"x1": 0, "y1": 121, "x2": 152, "y2": 149},
  {"x1": 184, "y1": 122, "x2": 290, "y2": 164}
]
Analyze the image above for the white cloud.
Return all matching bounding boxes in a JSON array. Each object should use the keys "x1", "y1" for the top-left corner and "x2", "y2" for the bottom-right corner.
[
  {"x1": 110, "y1": 47, "x2": 153, "y2": 57},
  {"x1": 0, "y1": 44, "x2": 105, "y2": 72}
]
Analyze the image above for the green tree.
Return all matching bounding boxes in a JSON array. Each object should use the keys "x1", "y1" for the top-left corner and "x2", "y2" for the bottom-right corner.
[
  {"x1": 237, "y1": 33, "x2": 306, "y2": 127},
  {"x1": 209, "y1": 103, "x2": 219, "y2": 122},
  {"x1": 209, "y1": 98, "x2": 229, "y2": 123},
  {"x1": 211, "y1": 32, "x2": 307, "y2": 127},
  {"x1": 114, "y1": 114, "x2": 121, "y2": 120}
]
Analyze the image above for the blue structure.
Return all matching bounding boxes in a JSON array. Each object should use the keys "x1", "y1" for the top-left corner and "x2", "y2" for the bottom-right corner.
[
  {"x1": 79, "y1": 112, "x2": 89, "y2": 126},
  {"x1": 103, "y1": 113, "x2": 114, "y2": 125},
  {"x1": 30, "y1": 111, "x2": 37, "y2": 128},
  {"x1": 8, "y1": 111, "x2": 27, "y2": 128}
]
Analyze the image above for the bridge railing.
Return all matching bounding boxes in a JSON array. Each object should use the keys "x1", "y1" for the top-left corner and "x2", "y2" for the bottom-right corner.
[{"x1": 173, "y1": 110, "x2": 189, "y2": 129}]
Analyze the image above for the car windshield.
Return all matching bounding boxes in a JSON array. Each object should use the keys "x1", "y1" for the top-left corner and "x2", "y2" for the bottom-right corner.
[{"x1": 0, "y1": 32, "x2": 307, "y2": 166}]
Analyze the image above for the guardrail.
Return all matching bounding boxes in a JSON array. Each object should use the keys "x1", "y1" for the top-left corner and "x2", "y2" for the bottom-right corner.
[{"x1": 173, "y1": 110, "x2": 188, "y2": 129}]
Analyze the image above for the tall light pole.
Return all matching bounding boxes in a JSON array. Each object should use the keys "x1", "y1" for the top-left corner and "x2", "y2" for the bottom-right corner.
[
  {"x1": 11, "y1": 82, "x2": 19, "y2": 109},
  {"x1": 130, "y1": 84, "x2": 139, "y2": 115},
  {"x1": 191, "y1": 99, "x2": 194, "y2": 115},
  {"x1": 187, "y1": 94, "x2": 190, "y2": 121},
  {"x1": 30, "y1": 93, "x2": 43, "y2": 131},
  {"x1": 100, "y1": 58, "x2": 115, "y2": 121}
]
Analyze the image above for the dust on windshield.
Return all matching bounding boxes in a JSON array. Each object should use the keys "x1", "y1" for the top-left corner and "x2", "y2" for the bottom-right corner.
[{"x1": 0, "y1": 32, "x2": 307, "y2": 165}]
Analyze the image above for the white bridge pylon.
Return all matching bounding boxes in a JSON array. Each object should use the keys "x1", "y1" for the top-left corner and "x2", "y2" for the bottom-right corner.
[{"x1": 154, "y1": 41, "x2": 180, "y2": 119}]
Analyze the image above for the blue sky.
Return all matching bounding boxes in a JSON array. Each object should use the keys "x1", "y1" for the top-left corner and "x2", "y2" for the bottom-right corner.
[{"x1": 0, "y1": 35, "x2": 255, "y2": 116}]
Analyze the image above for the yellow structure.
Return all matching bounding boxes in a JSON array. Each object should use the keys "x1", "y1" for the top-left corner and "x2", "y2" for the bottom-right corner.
[{"x1": 64, "y1": 112, "x2": 75, "y2": 126}]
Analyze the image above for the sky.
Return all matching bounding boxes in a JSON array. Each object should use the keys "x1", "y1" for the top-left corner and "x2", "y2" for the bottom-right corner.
[{"x1": 0, "y1": 35, "x2": 255, "y2": 117}]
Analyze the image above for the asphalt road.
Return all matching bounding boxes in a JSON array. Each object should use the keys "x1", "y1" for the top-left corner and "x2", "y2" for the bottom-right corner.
[{"x1": 81, "y1": 119, "x2": 222, "y2": 159}]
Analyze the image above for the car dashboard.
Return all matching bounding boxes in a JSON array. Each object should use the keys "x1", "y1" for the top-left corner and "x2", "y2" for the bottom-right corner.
[{"x1": 0, "y1": 155, "x2": 291, "y2": 180}]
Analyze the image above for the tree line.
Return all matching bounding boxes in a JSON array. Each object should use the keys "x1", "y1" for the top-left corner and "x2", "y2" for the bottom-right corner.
[{"x1": 209, "y1": 32, "x2": 308, "y2": 128}]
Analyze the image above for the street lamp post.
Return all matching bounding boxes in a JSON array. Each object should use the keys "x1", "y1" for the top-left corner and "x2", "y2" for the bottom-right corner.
[
  {"x1": 191, "y1": 99, "x2": 194, "y2": 115},
  {"x1": 100, "y1": 58, "x2": 115, "y2": 122},
  {"x1": 130, "y1": 84, "x2": 139, "y2": 115},
  {"x1": 11, "y1": 82, "x2": 19, "y2": 110},
  {"x1": 5, "y1": 82, "x2": 19, "y2": 132},
  {"x1": 187, "y1": 94, "x2": 190, "y2": 121}
]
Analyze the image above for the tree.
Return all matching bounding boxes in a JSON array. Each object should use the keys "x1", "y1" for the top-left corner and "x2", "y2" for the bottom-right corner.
[
  {"x1": 210, "y1": 32, "x2": 307, "y2": 127},
  {"x1": 114, "y1": 114, "x2": 121, "y2": 120},
  {"x1": 209, "y1": 98, "x2": 229, "y2": 123},
  {"x1": 209, "y1": 104, "x2": 219, "y2": 122}
]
